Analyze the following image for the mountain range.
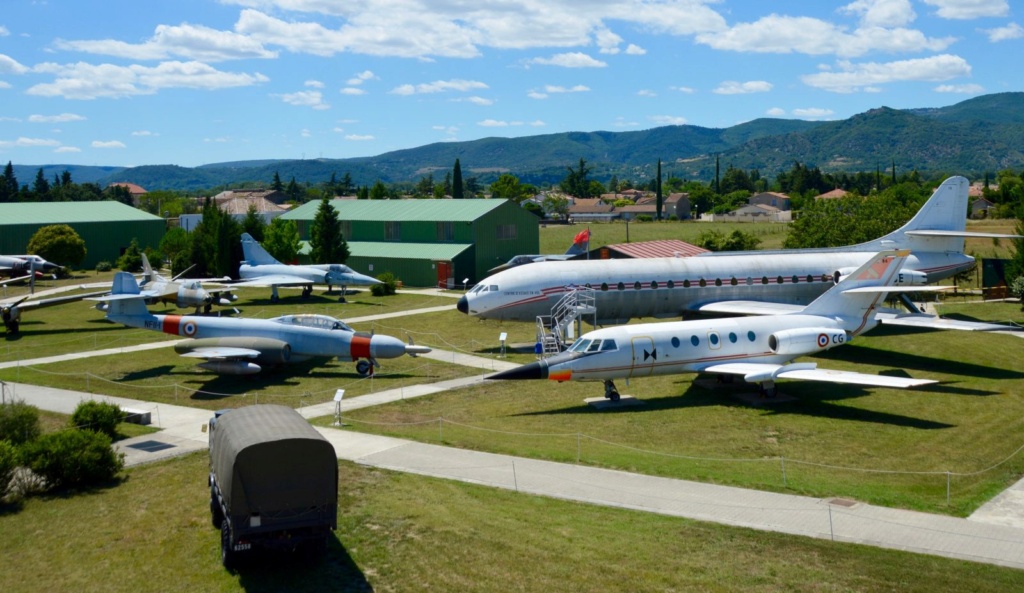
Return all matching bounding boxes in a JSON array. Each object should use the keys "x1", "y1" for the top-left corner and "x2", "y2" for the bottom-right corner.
[{"x1": 12, "y1": 92, "x2": 1024, "y2": 192}]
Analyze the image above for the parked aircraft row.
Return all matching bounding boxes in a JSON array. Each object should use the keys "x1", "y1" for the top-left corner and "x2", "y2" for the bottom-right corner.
[{"x1": 459, "y1": 177, "x2": 1015, "y2": 332}]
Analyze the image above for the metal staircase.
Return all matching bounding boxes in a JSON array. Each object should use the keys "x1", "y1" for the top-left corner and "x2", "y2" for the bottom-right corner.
[{"x1": 535, "y1": 286, "x2": 597, "y2": 357}]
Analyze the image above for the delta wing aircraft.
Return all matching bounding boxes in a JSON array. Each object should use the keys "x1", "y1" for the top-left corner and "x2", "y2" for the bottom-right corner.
[
  {"x1": 97, "y1": 272, "x2": 430, "y2": 375},
  {"x1": 0, "y1": 254, "x2": 61, "y2": 277},
  {"x1": 459, "y1": 176, "x2": 1016, "y2": 327},
  {"x1": 487, "y1": 228, "x2": 592, "y2": 274},
  {"x1": 232, "y1": 232, "x2": 380, "y2": 302},
  {"x1": 488, "y1": 250, "x2": 940, "y2": 399},
  {"x1": 2, "y1": 290, "x2": 107, "y2": 334}
]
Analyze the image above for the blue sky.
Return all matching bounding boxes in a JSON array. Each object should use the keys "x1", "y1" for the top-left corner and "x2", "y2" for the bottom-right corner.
[{"x1": 0, "y1": 0, "x2": 1020, "y2": 168}]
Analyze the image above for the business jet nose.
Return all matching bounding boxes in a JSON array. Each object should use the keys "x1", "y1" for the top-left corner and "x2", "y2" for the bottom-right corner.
[
  {"x1": 487, "y1": 360, "x2": 548, "y2": 381},
  {"x1": 456, "y1": 295, "x2": 468, "y2": 314}
]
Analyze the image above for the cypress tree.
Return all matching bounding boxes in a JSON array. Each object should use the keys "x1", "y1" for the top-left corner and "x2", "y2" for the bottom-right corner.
[
  {"x1": 453, "y1": 158, "x2": 464, "y2": 199},
  {"x1": 656, "y1": 159, "x2": 663, "y2": 221},
  {"x1": 309, "y1": 195, "x2": 350, "y2": 264}
]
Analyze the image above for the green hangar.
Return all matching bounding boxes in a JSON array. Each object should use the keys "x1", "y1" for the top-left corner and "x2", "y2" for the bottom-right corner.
[
  {"x1": 0, "y1": 201, "x2": 165, "y2": 269},
  {"x1": 282, "y1": 199, "x2": 538, "y2": 288}
]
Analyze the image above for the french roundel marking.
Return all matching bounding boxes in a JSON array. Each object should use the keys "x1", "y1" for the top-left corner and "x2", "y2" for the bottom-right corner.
[
  {"x1": 183, "y1": 320, "x2": 197, "y2": 337},
  {"x1": 817, "y1": 333, "x2": 829, "y2": 348}
]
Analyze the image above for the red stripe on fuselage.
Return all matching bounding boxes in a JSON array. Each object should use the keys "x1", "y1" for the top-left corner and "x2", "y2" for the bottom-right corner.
[
  {"x1": 350, "y1": 335, "x2": 372, "y2": 360},
  {"x1": 161, "y1": 315, "x2": 182, "y2": 336}
]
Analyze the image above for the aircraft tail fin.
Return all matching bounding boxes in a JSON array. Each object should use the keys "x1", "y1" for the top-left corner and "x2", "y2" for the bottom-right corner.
[
  {"x1": 565, "y1": 228, "x2": 591, "y2": 255},
  {"x1": 241, "y1": 232, "x2": 281, "y2": 266},
  {"x1": 801, "y1": 249, "x2": 910, "y2": 332},
  {"x1": 104, "y1": 272, "x2": 151, "y2": 319},
  {"x1": 140, "y1": 252, "x2": 156, "y2": 284},
  {"x1": 857, "y1": 176, "x2": 969, "y2": 253}
]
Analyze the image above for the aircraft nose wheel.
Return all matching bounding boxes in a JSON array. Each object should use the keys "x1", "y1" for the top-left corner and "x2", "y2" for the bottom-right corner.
[
  {"x1": 355, "y1": 360, "x2": 373, "y2": 377},
  {"x1": 603, "y1": 380, "x2": 620, "y2": 402}
]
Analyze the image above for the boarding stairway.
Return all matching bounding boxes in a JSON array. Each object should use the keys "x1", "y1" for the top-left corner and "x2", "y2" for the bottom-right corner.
[{"x1": 535, "y1": 286, "x2": 597, "y2": 357}]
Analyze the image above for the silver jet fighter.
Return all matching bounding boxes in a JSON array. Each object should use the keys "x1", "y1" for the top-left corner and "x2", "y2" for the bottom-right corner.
[
  {"x1": 135, "y1": 253, "x2": 237, "y2": 314},
  {"x1": 488, "y1": 250, "x2": 941, "y2": 399},
  {"x1": 99, "y1": 272, "x2": 429, "y2": 375},
  {"x1": 0, "y1": 254, "x2": 61, "y2": 277},
  {"x1": 459, "y1": 176, "x2": 1017, "y2": 325},
  {"x1": 233, "y1": 232, "x2": 380, "y2": 302}
]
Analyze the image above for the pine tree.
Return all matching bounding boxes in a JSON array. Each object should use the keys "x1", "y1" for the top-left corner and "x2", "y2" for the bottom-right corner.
[
  {"x1": 452, "y1": 158, "x2": 464, "y2": 199},
  {"x1": 656, "y1": 159, "x2": 663, "y2": 221},
  {"x1": 271, "y1": 171, "x2": 284, "y2": 191},
  {"x1": 309, "y1": 196, "x2": 350, "y2": 264},
  {"x1": 0, "y1": 162, "x2": 16, "y2": 202}
]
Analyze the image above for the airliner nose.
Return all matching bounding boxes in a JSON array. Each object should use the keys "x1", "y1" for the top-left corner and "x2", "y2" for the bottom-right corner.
[{"x1": 456, "y1": 295, "x2": 468, "y2": 314}]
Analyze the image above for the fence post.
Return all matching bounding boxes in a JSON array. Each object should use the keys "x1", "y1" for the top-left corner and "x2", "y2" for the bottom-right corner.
[
  {"x1": 946, "y1": 471, "x2": 951, "y2": 506},
  {"x1": 577, "y1": 433, "x2": 581, "y2": 464},
  {"x1": 439, "y1": 417, "x2": 443, "y2": 442},
  {"x1": 781, "y1": 456, "x2": 787, "y2": 488}
]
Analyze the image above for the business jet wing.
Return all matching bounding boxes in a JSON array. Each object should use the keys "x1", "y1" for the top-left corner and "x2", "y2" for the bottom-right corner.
[
  {"x1": 702, "y1": 362, "x2": 936, "y2": 388},
  {"x1": 229, "y1": 274, "x2": 315, "y2": 288},
  {"x1": 696, "y1": 301, "x2": 805, "y2": 316},
  {"x1": 178, "y1": 347, "x2": 261, "y2": 360},
  {"x1": 875, "y1": 311, "x2": 1022, "y2": 332}
]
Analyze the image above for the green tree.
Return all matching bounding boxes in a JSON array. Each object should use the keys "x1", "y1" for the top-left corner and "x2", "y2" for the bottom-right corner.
[
  {"x1": 22, "y1": 429, "x2": 124, "y2": 489},
  {"x1": 340, "y1": 172, "x2": 354, "y2": 195},
  {"x1": 452, "y1": 158, "x2": 464, "y2": 199},
  {"x1": 489, "y1": 174, "x2": 535, "y2": 203},
  {"x1": 158, "y1": 227, "x2": 191, "y2": 264},
  {"x1": 263, "y1": 218, "x2": 301, "y2": 263},
  {"x1": 309, "y1": 196, "x2": 350, "y2": 264},
  {"x1": 71, "y1": 400, "x2": 124, "y2": 439},
  {"x1": 697, "y1": 229, "x2": 762, "y2": 251},
  {"x1": 1006, "y1": 210, "x2": 1024, "y2": 283},
  {"x1": 542, "y1": 195, "x2": 570, "y2": 219},
  {"x1": 285, "y1": 177, "x2": 302, "y2": 202},
  {"x1": 559, "y1": 158, "x2": 592, "y2": 198},
  {"x1": 116, "y1": 238, "x2": 144, "y2": 272},
  {"x1": 26, "y1": 224, "x2": 87, "y2": 269},
  {"x1": 271, "y1": 171, "x2": 284, "y2": 192},
  {"x1": 655, "y1": 159, "x2": 663, "y2": 221},
  {"x1": 0, "y1": 161, "x2": 17, "y2": 203},
  {"x1": 370, "y1": 180, "x2": 388, "y2": 200},
  {"x1": 241, "y1": 204, "x2": 267, "y2": 242},
  {"x1": 105, "y1": 184, "x2": 133, "y2": 205},
  {"x1": 32, "y1": 168, "x2": 51, "y2": 199},
  {"x1": 415, "y1": 174, "x2": 434, "y2": 198},
  {"x1": 189, "y1": 199, "x2": 242, "y2": 277},
  {"x1": 0, "y1": 399, "x2": 41, "y2": 445}
]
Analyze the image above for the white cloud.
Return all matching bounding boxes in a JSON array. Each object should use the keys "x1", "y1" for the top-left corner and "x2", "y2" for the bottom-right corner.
[
  {"x1": 459, "y1": 96, "x2": 494, "y2": 105},
  {"x1": 0, "y1": 54, "x2": 29, "y2": 75},
  {"x1": 528, "y1": 52, "x2": 607, "y2": 68},
  {"x1": 791, "y1": 107, "x2": 836, "y2": 118},
  {"x1": 637, "y1": 89, "x2": 657, "y2": 97},
  {"x1": 625, "y1": 44, "x2": 646, "y2": 55},
  {"x1": 671, "y1": 86, "x2": 695, "y2": 94},
  {"x1": 713, "y1": 80, "x2": 773, "y2": 95},
  {"x1": 922, "y1": 0, "x2": 1008, "y2": 19},
  {"x1": 27, "y1": 61, "x2": 268, "y2": 99},
  {"x1": 766, "y1": 107, "x2": 786, "y2": 116},
  {"x1": 595, "y1": 28, "x2": 623, "y2": 54},
  {"x1": 132, "y1": 130, "x2": 158, "y2": 136},
  {"x1": 346, "y1": 70, "x2": 377, "y2": 85},
  {"x1": 984, "y1": 22, "x2": 1024, "y2": 42},
  {"x1": 529, "y1": 120, "x2": 545, "y2": 127},
  {"x1": 54, "y1": 146, "x2": 81, "y2": 153},
  {"x1": 340, "y1": 87, "x2": 366, "y2": 95},
  {"x1": 801, "y1": 54, "x2": 971, "y2": 92},
  {"x1": 91, "y1": 140, "x2": 126, "y2": 149},
  {"x1": 934, "y1": 83, "x2": 985, "y2": 93},
  {"x1": 0, "y1": 26, "x2": 9, "y2": 36},
  {"x1": 345, "y1": 134, "x2": 374, "y2": 141},
  {"x1": 275, "y1": 89, "x2": 330, "y2": 110},
  {"x1": 696, "y1": 14, "x2": 953, "y2": 58},
  {"x1": 301, "y1": 128, "x2": 312, "y2": 137},
  {"x1": 478, "y1": 119, "x2": 509, "y2": 127},
  {"x1": 612, "y1": 117, "x2": 640, "y2": 127},
  {"x1": 840, "y1": 0, "x2": 916, "y2": 28},
  {"x1": 28, "y1": 113, "x2": 86, "y2": 123},
  {"x1": 0, "y1": 81, "x2": 11, "y2": 90},
  {"x1": 543, "y1": 84, "x2": 590, "y2": 94},
  {"x1": 0, "y1": 137, "x2": 62, "y2": 148},
  {"x1": 305, "y1": 79, "x2": 324, "y2": 88},
  {"x1": 55, "y1": 22, "x2": 277, "y2": 62},
  {"x1": 527, "y1": 91, "x2": 548, "y2": 99},
  {"x1": 390, "y1": 79, "x2": 488, "y2": 95},
  {"x1": 649, "y1": 115, "x2": 687, "y2": 125}
]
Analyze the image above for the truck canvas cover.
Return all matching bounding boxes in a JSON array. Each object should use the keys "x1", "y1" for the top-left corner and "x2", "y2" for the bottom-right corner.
[{"x1": 211, "y1": 405, "x2": 337, "y2": 523}]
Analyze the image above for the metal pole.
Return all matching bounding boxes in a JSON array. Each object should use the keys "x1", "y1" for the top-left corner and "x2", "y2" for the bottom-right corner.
[
  {"x1": 781, "y1": 456, "x2": 787, "y2": 488},
  {"x1": 512, "y1": 460, "x2": 519, "y2": 492},
  {"x1": 828, "y1": 505, "x2": 834, "y2": 542},
  {"x1": 577, "y1": 433, "x2": 581, "y2": 463},
  {"x1": 947, "y1": 471, "x2": 951, "y2": 506}
]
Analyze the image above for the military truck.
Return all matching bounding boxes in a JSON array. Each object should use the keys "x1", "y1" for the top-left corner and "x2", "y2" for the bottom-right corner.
[{"x1": 208, "y1": 405, "x2": 338, "y2": 568}]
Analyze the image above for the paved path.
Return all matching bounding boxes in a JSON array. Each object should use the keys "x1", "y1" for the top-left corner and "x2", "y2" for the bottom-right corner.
[{"x1": 6, "y1": 377, "x2": 1024, "y2": 570}]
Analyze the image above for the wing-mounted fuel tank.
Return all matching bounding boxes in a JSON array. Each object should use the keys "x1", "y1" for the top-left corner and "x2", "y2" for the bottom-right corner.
[
  {"x1": 175, "y1": 337, "x2": 293, "y2": 364},
  {"x1": 768, "y1": 327, "x2": 848, "y2": 356}
]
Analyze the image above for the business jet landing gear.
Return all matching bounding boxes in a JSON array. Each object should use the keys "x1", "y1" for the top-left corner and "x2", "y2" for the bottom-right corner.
[
  {"x1": 603, "y1": 380, "x2": 621, "y2": 402},
  {"x1": 301, "y1": 285, "x2": 313, "y2": 298},
  {"x1": 759, "y1": 381, "x2": 778, "y2": 398}
]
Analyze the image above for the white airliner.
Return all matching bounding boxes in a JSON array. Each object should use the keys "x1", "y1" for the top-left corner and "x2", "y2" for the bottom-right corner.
[
  {"x1": 487, "y1": 249, "x2": 940, "y2": 399},
  {"x1": 458, "y1": 176, "x2": 1013, "y2": 325}
]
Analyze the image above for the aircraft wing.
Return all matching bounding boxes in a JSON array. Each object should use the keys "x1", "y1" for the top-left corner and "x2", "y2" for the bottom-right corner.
[
  {"x1": 696, "y1": 301, "x2": 805, "y2": 316},
  {"x1": 875, "y1": 311, "x2": 1021, "y2": 332},
  {"x1": 702, "y1": 362, "x2": 935, "y2": 389},
  {"x1": 178, "y1": 347, "x2": 261, "y2": 360},
  {"x1": 0, "y1": 274, "x2": 32, "y2": 287},
  {"x1": 230, "y1": 274, "x2": 315, "y2": 288},
  {"x1": 905, "y1": 230, "x2": 1024, "y2": 239}
]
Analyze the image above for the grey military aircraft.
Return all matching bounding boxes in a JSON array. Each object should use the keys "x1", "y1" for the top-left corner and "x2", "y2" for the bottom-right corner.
[
  {"x1": 97, "y1": 272, "x2": 430, "y2": 375},
  {"x1": 232, "y1": 233, "x2": 380, "y2": 302},
  {"x1": 135, "y1": 253, "x2": 237, "y2": 313}
]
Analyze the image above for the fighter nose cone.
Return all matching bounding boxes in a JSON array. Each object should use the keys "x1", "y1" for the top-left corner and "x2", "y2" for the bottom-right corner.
[
  {"x1": 487, "y1": 360, "x2": 547, "y2": 381},
  {"x1": 456, "y1": 295, "x2": 468, "y2": 314}
]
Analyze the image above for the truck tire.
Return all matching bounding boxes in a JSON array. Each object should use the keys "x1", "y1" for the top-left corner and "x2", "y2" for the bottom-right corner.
[
  {"x1": 221, "y1": 521, "x2": 237, "y2": 569},
  {"x1": 210, "y1": 491, "x2": 223, "y2": 529}
]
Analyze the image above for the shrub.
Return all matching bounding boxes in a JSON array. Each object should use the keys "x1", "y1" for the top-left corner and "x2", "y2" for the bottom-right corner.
[
  {"x1": 71, "y1": 400, "x2": 124, "y2": 438},
  {"x1": 116, "y1": 238, "x2": 144, "y2": 272},
  {"x1": 0, "y1": 439, "x2": 18, "y2": 498},
  {"x1": 95, "y1": 261, "x2": 113, "y2": 272},
  {"x1": 370, "y1": 271, "x2": 399, "y2": 297},
  {"x1": 22, "y1": 429, "x2": 124, "y2": 489},
  {"x1": 636, "y1": 215, "x2": 653, "y2": 222},
  {"x1": 0, "y1": 400, "x2": 41, "y2": 446}
]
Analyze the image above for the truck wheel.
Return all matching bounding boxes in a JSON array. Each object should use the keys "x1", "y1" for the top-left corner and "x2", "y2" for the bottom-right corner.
[
  {"x1": 210, "y1": 491, "x2": 223, "y2": 529},
  {"x1": 221, "y1": 521, "x2": 236, "y2": 569}
]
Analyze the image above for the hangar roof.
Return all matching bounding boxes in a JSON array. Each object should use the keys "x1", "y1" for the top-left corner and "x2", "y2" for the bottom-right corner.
[
  {"x1": 300, "y1": 241, "x2": 472, "y2": 260},
  {"x1": 0, "y1": 201, "x2": 162, "y2": 225},
  {"x1": 283, "y1": 198, "x2": 508, "y2": 222}
]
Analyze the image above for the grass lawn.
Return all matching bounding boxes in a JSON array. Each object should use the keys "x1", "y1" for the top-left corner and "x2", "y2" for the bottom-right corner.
[{"x1": 1, "y1": 452, "x2": 1021, "y2": 593}]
